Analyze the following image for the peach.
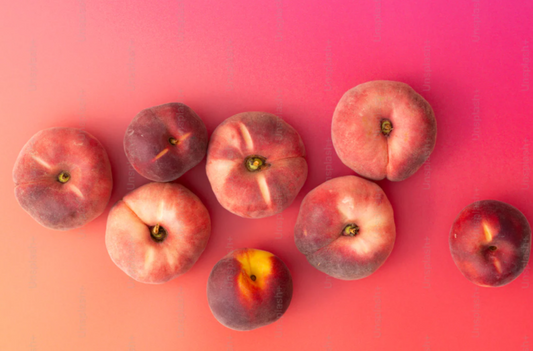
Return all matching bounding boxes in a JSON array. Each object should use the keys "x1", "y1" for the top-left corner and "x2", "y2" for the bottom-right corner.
[
  {"x1": 207, "y1": 248, "x2": 293, "y2": 331},
  {"x1": 124, "y1": 103, "x2": 208, "y2": 182},
  {"x1": 294, "y1": 175, "x2": 396, "y2": 280},
  {"x1": 13, "y1": 127, "x2": 113, "y2": 230},
  {"x1": 450, "y1": 200, "x2": 531, "y2": 287},
  {"x1": 206, "y1": 112, "x2": 307, "y2": 218},
  {"x1": 105, "y1": 182, "x2": 210, "y2": 284},
  {"x1": 331, "y1": 80, "x2": 437, "y2": 181}
]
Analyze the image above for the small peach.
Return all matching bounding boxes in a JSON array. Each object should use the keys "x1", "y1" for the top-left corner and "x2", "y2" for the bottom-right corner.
[
  {"x1": 450, "y1": 200, "x2": 531, "y2": 287},
  {"x1": 207, "y1": 248, "x2": 293, "y2": 331},
  {"x1": 124, "y1": 103, "x2": 208, "y2": 182}
]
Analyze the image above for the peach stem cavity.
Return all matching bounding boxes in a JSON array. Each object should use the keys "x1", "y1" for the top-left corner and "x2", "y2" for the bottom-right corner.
[
  {"x1": 381, "y1": 119, "x2": 393, "y2": 136},
  {"x1": 150, "y1": 223, "x2": 167, "y2": 242},
  {"x1": 342, "y1": 224, "x2": 359, "y2": 237},
  {"x1": 245, "y1": 155, "x2": 269, "y2": 172},
  {"x1": 57, "y1": 171, "x2": 71, "y2": 183}
]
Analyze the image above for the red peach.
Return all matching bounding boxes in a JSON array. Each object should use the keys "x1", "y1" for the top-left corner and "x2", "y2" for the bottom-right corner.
[
  {"x1": 207, "y1": 248, "x2": 293, "y2": 331},
  {"x1": 294, "y1": 175, "x2": 396, "y2": 280},
  {"x1": 124, "y1": 103, "x2": 208, "y2": 182},
  {"x1": 331, "y1": 80, "x2": 436, "y2": 181},
  {"x1": 206, "y1": 112, "x2": 307, "y2": 218},
  {"x1": 105, "y1": 182, "x2": 210, "y2": 284},
  {"x1": 13, "y1": 127, "x2": 113, "y2": 230},
  {"x1": 450, "y1": 200, "x2": 531, "y2": 287}
]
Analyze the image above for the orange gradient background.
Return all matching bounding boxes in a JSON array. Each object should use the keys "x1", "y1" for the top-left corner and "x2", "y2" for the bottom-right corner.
[{"x1": 1, "y1": 0, "x2": 533, "y2": 350}]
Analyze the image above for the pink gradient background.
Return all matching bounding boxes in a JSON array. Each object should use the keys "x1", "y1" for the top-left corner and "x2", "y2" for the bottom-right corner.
[{"x1": 1, "y1": 0, "x2": 532, "y2": 350}]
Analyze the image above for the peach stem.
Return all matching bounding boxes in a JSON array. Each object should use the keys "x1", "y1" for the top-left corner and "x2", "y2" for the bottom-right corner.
[
  {"x1": 381, "y1": 119, "x2": 393, "y2": 136},
  {"x1": 57, "y1": 171, "x2": 71, "y2": 183},
  {"x1": 342, "y1": 224, "x2": 359, "y2": 237},
  {"x1": 245, "y1": 155, "x2": 269, "y2": 172},
  {"x1": 150, "y1": 224, "x2": 167, "y2": 242},
  {"x1": 250, "y1": 275, "x2": 256, "y2": 281}
]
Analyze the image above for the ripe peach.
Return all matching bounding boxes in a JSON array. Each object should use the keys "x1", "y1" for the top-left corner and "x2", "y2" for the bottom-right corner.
[
  {"x1": 124, "y1": 103, "x2": 208, "y2": 182},
  {"x1": 331, "y1": 80, "x2": 436, "y2": 181},
  {"x1": 294, "y1": 175, "x2": 396, "y2": 280},
  {"x1": 450, "y1": 200, "x2": 531, "y2": 287},
  {"x1": 206, "y1": 112, "x2": 307, "y2": 218},
  {"x1": 105, "y1": 182, "x2": 210, "y2": 284},
  {"x1": 13, "y1": 127, "x2": 113, "y2": 230},
  {"x1": 207, "y1": 248, "x2": 293, "y2": 331}
]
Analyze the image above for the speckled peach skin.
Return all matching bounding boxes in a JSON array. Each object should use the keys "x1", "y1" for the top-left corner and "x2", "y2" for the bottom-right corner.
[
  {"x1": 206, "y1": 112, "x2": 307, "y2": 218},
  {"x1": 105, "y1": 182, "x2": 211, "y2": 284},
  {"x1": 207, "y1": 248, "x2": 293, "y2": 331},
  {"x1": 294, "y1": 175, "x2": 396, "y2": 280},
  {"x1": 332, "y1": 80, "x2": 436, "y2": 181},
  {"x1": 124, "y1": 102, "x2": 208, "y2": 182},
  {"x1": 13, "y1": 127, "x2": 113, "y2": 230},
  {"x1": 450, "y1": 200, "x2": 531, "y2": 287}
]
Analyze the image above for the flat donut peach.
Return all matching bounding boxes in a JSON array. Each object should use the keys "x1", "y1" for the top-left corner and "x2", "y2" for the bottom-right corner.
[
  {"x1": 331, "y1": 80, "x2": 436, "y2": 181},
  {"x1": 105, "y1": 182, "x2": 211, "y2": 284},
  {"x1": 206, "y1": 112, "x2": 308, "y2": 218},
  {"x1": 13, "y1": 127, "x2": 113, "y2": 230},
  {"x1": 294, "y1": 175, "x2": 396, "y2": 280},
  {"x1": 124, "y1": 102, "x2": 208, "y2": 182}
]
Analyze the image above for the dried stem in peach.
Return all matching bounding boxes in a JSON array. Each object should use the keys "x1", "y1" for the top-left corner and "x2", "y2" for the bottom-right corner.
[
  {"x1": 57, "y1": 171, "x2": 71, "y2": 183},
  {"x1": 381, "y1": 119, "x2": 393, "y2": 136},
  {"x1": 150, "y1": 224, "x2": 167, "y2": 242},
  {"x1": 342, "y1": 224, "x2": 360, "y2": 236},
  {"x1": 244, "y1": 155, "x2": 270, "y2": 172}
]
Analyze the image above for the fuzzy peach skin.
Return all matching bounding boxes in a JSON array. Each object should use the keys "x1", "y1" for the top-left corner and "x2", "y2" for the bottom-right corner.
[
  {"x1": 331, "y1": 80, "x2": 436, "y2": 181},
  {"x1": 105, "y1": 182, "x2": 211, "y2": 284},
  {"x1": 124, "y1": 102, "x2": 208, "y2": 182},
  {"x1": 13, "y1": 127, "x2": 113, "y2": 230},
  {"x1": 450, "y1": 200, "x2": 531, "y2": 287},
  {"x1": 207, "y1": 248, "x2": 293, "y2": 331},
  {"x1": 294, "y1": 175, "x2": 396, "y2": 280},
  {"x1": 206, "y1": 112, "x2": 307, "y2": 218}
]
